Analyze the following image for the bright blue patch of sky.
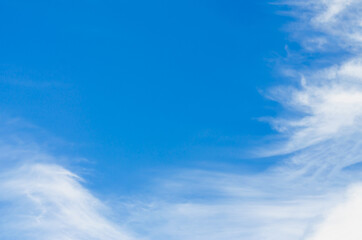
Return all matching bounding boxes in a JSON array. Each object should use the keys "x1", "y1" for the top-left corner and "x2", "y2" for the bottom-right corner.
[{"x1": 0, "y1": 0, "x2": 290, "y2": 194}]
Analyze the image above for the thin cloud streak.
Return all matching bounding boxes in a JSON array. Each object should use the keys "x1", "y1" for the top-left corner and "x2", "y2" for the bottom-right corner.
[{"x1": 0, "y1": 137, "x2": 134, "y2": 240}]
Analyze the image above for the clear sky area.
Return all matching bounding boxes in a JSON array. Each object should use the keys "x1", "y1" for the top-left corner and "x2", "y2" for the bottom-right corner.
[{"x1": 0, "y1": 1, "x2": 288, "y2": 192}]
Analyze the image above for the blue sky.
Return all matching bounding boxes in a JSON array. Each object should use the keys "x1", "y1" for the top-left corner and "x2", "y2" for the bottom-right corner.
[
  {"x1": 0, "y1": 1, "x2": 287, "y2": 192},
  {"x1": 3, "y1": 0, "x2": 362, "y2": 239}
]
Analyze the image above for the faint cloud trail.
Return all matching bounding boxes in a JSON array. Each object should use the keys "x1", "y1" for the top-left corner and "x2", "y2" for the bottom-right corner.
[
  {"x1": 0, "y1": 163, "x2": 133, "y2": 240},
  {"x1": 0, "y1": 120, "x2": 134, "y2": 240}
]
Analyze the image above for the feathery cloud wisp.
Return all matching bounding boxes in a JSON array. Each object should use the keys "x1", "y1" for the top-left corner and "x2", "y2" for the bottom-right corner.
[{"x1": 0, "y1": 134, "x2": 133, "y2": 240}]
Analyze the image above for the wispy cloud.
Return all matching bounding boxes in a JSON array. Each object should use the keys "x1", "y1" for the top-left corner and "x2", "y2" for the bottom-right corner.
[
  {"x1": 0, "y1": 124, "x2": 134, "y2": 240},
  {"x1": 0, "y1": 164, "x2": 133, "y2": 240}
]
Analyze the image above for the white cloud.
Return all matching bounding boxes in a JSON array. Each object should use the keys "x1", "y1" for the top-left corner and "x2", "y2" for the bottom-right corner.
[
  {"x1": 0, "y1": 136, "x2": 134, "y2": 240},
  {"x1": 306, "y1": 184, "x2": 362, "y2": 240},
  {"x1": 314, "y1": 0, "x2": 354, "y2": 23},
  {"x1": 284, "y1": 0, "x2": 362, "y2": 51},
  {"x1": 121, "y1": 168, "x2": 347, "y2": 240}
]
